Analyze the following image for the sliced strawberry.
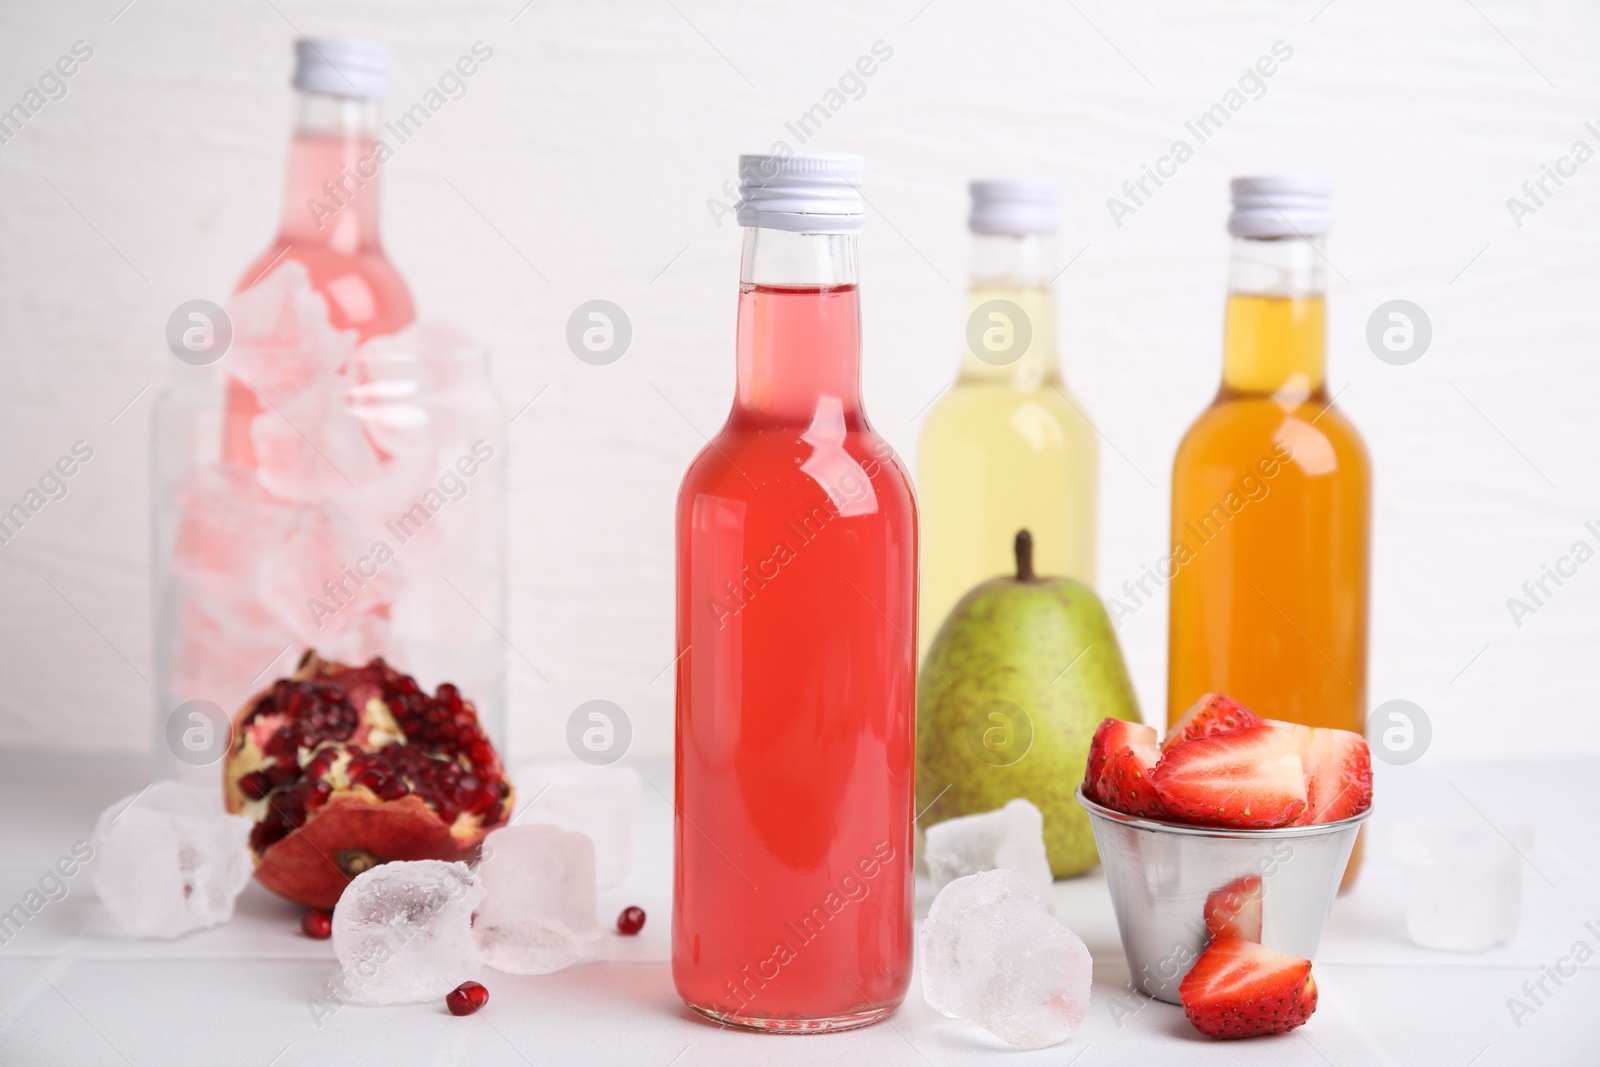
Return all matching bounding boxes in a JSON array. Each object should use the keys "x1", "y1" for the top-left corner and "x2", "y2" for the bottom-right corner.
[
  {"x1": 1179, "y1": 936, "x2": 1317, "y2": 1039},
  {"x1": 1083, "y1": 718, "x2": 1165, "y2": 817},
  {"x1": 1082, "y1": 717, "x2": 1124, "y2": 802},
  {"x1": 1163, "y1": 692, "x2": 1260, "y2": 753},
  {"x1": 1098, "y1": 737, "x2": 1166, "y2": 819},
  {"x1": 1083, "y1": 718, "x2": 1150, "y2": 800},
  {"x1": 1204, "y1": 874, "x2": 1263, "y2": 943},
  {"x1": 1152, "y1": 722, "x2": 1307, "y2": 828},
  {"x1": 1294, "y1": 725, "x2": 1373, "y2": 824}
]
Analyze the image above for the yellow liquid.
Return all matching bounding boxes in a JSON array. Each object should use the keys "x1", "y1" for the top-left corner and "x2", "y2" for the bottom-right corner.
[
  {"x1": 918, "y1": 284, "x2": 1097, "y2": 649},
  {"x1": 1167, "y1": 293, "x2": 1371, "y2": 885}
]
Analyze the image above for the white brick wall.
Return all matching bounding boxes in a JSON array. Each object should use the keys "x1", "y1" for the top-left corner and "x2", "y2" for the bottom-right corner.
[{"x1": 1, "y1": 0, "x2": 1595, "y2": 764}]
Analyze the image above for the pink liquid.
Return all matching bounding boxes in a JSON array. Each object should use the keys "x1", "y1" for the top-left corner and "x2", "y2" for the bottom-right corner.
[
  {"x1": 673, "y1": 284, "x2": 917, "y2": 1030},
  {"x1": 224, "y1": 134, "x2": 414, "y2": 465}
]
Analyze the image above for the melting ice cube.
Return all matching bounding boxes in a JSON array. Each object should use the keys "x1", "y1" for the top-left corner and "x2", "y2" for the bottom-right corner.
[
  {"x1": 920, "y1": 868, "x2": 1092, "y2": 1049},
  {"x1": 330, "y1": 859, "x2": 485, "y2": 1005},
  {"x1": 512, "y1": 762, "x2": 640, "y2": 889},
  {"x1": 89, "y1": 782, "x2": 253, "y2": 939},
  {"x1": 473, "y1": 824, "x2": 600, "y2": 975},
  {"x1": 923, "y1": 798, "x2": 1054, "y2": 912}
]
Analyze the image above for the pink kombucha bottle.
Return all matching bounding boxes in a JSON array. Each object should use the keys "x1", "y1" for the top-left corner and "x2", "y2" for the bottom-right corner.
[
  {"x1": 672, "y1": 154, "x2": 917, "y2": 1031},
  {"x1": 223, "y1": 37, "x2": 414, "y2": 465}
]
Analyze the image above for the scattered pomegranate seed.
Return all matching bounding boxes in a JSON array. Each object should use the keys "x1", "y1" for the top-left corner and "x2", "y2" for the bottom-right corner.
[
  {"x1": 301, "y1": 909, "x2": 332, "y2": 939},
  {"x1": 616, "y1": 906, "x2": 646, "y2": 935},
  {"x1": 446, "y1": 981, "x2": 489, "y2": 1016}
]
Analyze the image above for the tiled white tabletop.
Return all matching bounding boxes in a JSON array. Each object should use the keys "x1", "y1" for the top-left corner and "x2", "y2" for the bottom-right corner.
[{"x1": 1, "y1": 752, "x2": 1595, "y2": 1066}]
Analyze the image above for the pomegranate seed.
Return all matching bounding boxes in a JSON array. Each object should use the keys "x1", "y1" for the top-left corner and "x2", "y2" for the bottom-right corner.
[
  {"x1": 446, "y1": 981, "x2": 489, "y2": 1016},
  {"x1": 238, "y1": 771, "x2": 271, "y2": 800},
  {"x1": 280, "y1": 792, "x2": 309, "y2": 827},
  {"x1": 616, "y1": 906, "x2": 646, "y2": 935},
  {"x1": 301, "y1": 910, "x2": 332, "y2": 939},
  {"x1": 248, "y1": 822, "x2": 276, "y2": 853}
]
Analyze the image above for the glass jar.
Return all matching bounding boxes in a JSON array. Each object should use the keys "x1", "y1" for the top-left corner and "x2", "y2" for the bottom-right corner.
[{"x1": 151, "y1": 312, "x2": 507, "y2": 784}]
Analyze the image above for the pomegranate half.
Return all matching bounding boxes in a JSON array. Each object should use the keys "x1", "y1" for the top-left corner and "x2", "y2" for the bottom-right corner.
[{"x1": 223, "y1": 651, "x2": 513, "y2": 909}]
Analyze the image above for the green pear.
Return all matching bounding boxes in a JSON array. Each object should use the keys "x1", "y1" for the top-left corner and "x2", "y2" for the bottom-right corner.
[{"x1": 917, "y1": 529, "x2": 1142, "y2": 878}]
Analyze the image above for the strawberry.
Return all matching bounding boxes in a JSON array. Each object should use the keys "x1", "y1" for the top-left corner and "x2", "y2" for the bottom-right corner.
[
  {"x1": 1293, "y1": 725, "x2": 1373, "y2": 824},
  {"x1": 1082, "y1": 717, "x2": 1124, "y2": 801},
  {"x1": 1083, "y1": 718, "x2": 1166, "y2": 818},
  {"x1": 1099, "y1": 738, "x2": 1166, "y2": 819},
  {"x1": 1203, "y1": 874, "x2": 1263, "y2": 943},
  {"x1": 1163, "y1": 692, "x2": 1260, "y2": 753},
  {"x1": 1179, "y1": 936, "x2": 1318, "y2": 1039},
  {"x1": 1152, "y1": 722, "x2": 1307, "y2": 827}
]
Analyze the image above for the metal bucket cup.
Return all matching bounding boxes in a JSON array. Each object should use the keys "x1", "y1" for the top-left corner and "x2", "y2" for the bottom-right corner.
[{"x1": 1077, "y1": 786, "x2": 1370, "y2": 1004}]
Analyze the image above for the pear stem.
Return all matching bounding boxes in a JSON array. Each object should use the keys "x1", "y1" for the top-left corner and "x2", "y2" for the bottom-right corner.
[{"x1": 1015, "y1": 529, "x2": 1036, "y2": 582}]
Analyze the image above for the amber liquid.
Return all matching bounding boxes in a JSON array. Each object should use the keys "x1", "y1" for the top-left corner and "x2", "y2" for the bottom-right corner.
[{"x1": 1166, "y1": 293, "x2": 1371, "y2": 886}]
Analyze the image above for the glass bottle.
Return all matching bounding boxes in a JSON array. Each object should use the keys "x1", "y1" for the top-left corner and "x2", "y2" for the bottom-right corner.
[
  {"x1": 152, "y1": 39, "x2": 506, "y2": 783},
  {"x1": 224, "y1": 38, "x2": 415, "y2": 468},
  {"x1": 918, "y1": 179, "x2": 1097, "y2": 649},
  {"x1": 673, "y1": 154, "x2": 916, "y2": 1031},
  {"x1": 1166, "y1": 177, "x2": 1371, "y2": 886}
]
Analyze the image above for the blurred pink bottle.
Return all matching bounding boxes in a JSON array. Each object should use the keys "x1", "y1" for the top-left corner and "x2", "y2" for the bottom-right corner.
[
  {"x1": 224, "y1": 37, "x2": 414, "y2": 466},
  {"x1": 152, "y1": 40, "x2": 507, "y2": 783}
]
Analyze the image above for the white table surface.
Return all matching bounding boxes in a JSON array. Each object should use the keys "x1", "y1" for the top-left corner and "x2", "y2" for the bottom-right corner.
[{"x1": 0, "y1": 752, "x2": 1596, "y2": 1066}]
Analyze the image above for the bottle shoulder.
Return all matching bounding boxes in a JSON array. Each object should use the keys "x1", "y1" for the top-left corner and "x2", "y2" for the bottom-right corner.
[
  {"x1": 922, "y1": 378, "x2": 1096, "y2": 451},
  {"x1": 926, "y1": 376, "x2": 1087, "y2": 420},
  {"x1": 1175, "y1": 393, "x2": 1370, "y2": 481},
  {"x1": 678, "y1": 421, "x2": 915, "y2": 516},
  {"x1": 236, "y1": 241, "x2": 416, "y2": 339}
]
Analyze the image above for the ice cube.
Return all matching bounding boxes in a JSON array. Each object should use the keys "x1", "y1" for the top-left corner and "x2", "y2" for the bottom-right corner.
[
  {"x1": 474, "y1": 824, "x2": 600, "y2": 975},
  {"x1": 254, "y1": 501, "x2": 404, "y2": 656},
  {"x1": 170, "y1": 464, "x2": 298, "y2": 594},
  {"x1": 227, "y1": 259, "x2": 357, "y2": 401},
  {"x1": 331, "y1": 860, "x2": 485, "y2": 1005},
  {"x1": 250, "y1": 328, "x2": 457, "y2": 511},
  {"x1": 168, "y1": 599, "x2": 291, "y2": 712},
  {"x1": 924, "y1": 799, "x2": 1054, "y2": 913},
  {"x1": 363, "y1": 320, "x2": 477, "y2": 392},
  {"x1": 1396, "y1": 816, "x2": 1533, "y2": 952},
  {"x1": 89, "y1": 782, "x2": 253, "y2": 938},
  {"x1": 512, "y1": 762, "x2": 641, "y2": 889},
  {"x1": 250, "y1": 391, "x2": 366, "y2": 504},
  {"x1": 920, "y1": 868, "x2": 1092, "y2": 1050}
]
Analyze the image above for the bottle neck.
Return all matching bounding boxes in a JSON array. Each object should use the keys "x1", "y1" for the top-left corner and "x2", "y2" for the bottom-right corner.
[
  {"x1": 278, "y1": 92, "x2": 386, "y2": 254},
  {"x1": 960, "y1": 233, "x2": 1059, "y2": 386},
  {"x1": 1222, "y1": 235, "x2": 1327, "y2": 399},
  {"x1": 734, "y1": 228, "x2": 862, "y2": 422}
]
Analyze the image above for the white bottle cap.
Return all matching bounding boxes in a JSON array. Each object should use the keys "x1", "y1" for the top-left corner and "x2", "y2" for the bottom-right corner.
[
  {"x1": 969, "y1": 178, "x2": 1059, "y2": 235},
  {"x1": 736, "y1": 154, "x2": 864, "y2": 234},
  {"x1": 1228, "y1": 176, "x2": 1331, "y2": 238},
  {"x1": 293, "y1": 38, "x2": 388, "y2": 100}
]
